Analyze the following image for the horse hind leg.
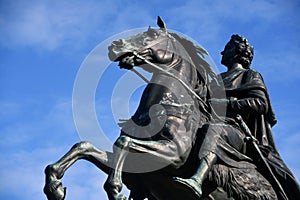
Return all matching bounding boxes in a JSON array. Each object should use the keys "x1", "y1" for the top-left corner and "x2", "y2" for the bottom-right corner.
[
  {"x1": 104, "y1": 135, "x2": 131, "y2": 200},
  {"x1": 44, "y1": 141, "x2": 110, "y2": 200}
]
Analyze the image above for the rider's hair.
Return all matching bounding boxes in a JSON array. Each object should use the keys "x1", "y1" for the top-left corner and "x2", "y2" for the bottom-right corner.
[{"x1": 230, "y1": 34, "x2": 254, "y2": 69}]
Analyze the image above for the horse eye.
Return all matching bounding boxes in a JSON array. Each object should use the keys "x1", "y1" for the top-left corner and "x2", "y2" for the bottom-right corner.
[
  {"x1": 147, "y1": 29, "x2": 158, "y2": 37},
  {"x1": 150, "y1": 33, "x2": 157, "y2": 38}
]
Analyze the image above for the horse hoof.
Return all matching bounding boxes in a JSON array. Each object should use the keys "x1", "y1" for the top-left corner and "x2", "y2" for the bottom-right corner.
[
  {"x1": 44, "y1": 179, "x2": 66, "y2": 200},
  {"x1": 116, "y1": 194, "x2": 127, "y2": 200}
]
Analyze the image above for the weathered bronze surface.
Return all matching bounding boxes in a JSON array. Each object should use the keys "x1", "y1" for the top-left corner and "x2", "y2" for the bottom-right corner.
[{"x1": 44, "y1": 17, "x2": 300, "y2": 200}]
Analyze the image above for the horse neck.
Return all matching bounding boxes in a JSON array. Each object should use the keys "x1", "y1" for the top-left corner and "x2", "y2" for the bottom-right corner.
[
  {"x1": 172, "y1": 54, "x2": 198, "y2": 89},
  {"x1": 150, "y1": 39, "x2": 200, "y2": 94}
]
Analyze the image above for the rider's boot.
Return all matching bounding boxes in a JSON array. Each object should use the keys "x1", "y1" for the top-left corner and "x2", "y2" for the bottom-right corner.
[{"x1": 173, "y1": 152, "x2": 217, "y2": 197}]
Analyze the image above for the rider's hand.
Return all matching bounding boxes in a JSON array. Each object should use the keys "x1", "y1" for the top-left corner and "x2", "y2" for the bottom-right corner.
[{"x1": 119, "y1": 55, "x2": 135, "y2": 70}]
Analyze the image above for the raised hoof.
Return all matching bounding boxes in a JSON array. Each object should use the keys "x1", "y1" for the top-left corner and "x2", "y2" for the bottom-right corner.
[
  {"x1": 44, "y1": 179, "x2": 66, "y2": 200},
  {"x1": 172, "y1": 177, "x2": 202, "y2": 199}
]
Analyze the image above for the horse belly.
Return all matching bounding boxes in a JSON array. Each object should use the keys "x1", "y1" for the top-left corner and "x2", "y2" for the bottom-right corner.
[{"x1": 123, "y1": 115, "x2": 199, "y2": 170}]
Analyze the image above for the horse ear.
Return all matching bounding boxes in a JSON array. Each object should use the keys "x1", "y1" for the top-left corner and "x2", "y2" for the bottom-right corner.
[{"x1": 157, "y1": 16, "x2": 167, "y2": 29}]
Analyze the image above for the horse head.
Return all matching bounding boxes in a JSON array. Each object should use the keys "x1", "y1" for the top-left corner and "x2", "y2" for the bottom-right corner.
[{"x1": 108, "y1": 17, "x2": 174, "y2": 70}]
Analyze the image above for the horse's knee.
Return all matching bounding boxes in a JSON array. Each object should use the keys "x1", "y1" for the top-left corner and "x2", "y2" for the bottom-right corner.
[
  {"x1": 115, "y1": 135, "x2": 131, "y2": 149},
  {"x1": 104, "y1": 179, "x2": 123, "y2": 193}
]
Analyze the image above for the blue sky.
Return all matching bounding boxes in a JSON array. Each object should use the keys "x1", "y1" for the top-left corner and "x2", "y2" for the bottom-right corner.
[{"x1": 0, "y1": 0, "x2": 299, "y2": 199}]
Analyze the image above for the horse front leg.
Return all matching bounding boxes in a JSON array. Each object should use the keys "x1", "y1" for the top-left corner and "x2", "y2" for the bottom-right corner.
[
  {"x1": 104, "y1": 135, "x2": 131, "y2": 200},
  {"x1": 44, "y1": 141, "x2": 111, "y2": 200}
]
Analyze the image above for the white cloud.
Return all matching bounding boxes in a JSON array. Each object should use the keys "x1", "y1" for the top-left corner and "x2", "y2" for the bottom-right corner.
[
  {"x1": 0, "y1": 98, "x2": 76, "y2": 148},
  {"x1": 0, "y1": 0, "x2": 154, "y2": 51},
  {"x1": 0, "y1": 1, "x2": 113, "y2": 50},
  {"x1": 255, "y1": 48, "x2": 300, "y2": 83},
  {"x1": 1, "y1": 0, "x2": 298, "y2": 52}
]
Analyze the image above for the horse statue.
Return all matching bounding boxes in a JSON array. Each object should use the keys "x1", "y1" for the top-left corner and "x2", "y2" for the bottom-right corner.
[{"x1": 44, "y1": 17, "x2": 278, "y2": 200}]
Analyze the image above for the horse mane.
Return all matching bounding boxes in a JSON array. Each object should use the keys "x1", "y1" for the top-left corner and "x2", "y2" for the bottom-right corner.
[
  {"x1": 170, "y1": 32, "x2": 217, "y2": 122},
  {"x1": 169, "y1": 32, "x2": 217, "y2": 85}
]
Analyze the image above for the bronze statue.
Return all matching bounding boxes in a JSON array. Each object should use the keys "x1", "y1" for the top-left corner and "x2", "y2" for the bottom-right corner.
[{"x1": 43, "y1": 17, "x2": 300, "y2": 200}]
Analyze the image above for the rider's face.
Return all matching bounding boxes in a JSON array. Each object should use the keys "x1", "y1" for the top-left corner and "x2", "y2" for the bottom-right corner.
[{"x1": 221, "y1": 41, "x2": 236, "y2": 67}]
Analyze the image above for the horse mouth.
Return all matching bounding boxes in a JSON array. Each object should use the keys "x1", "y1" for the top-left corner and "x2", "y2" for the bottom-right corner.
[
  {"x1": 108, "y1": 43, "x2": 133, "y2": 60},
  {"x1": 109, "y1": 50, "x2": 133, "y2": 61},
  {"x1": 108, "y1": 48, "x2": 135, "y2": 69},
  {"x1": 108, "y1": 40, "x2": 134, "y2": 61}
]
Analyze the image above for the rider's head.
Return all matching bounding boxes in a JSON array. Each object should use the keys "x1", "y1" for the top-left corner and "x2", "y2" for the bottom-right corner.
[{"x1": 221, "y1": 34, "x2": 254, "y2": 69}]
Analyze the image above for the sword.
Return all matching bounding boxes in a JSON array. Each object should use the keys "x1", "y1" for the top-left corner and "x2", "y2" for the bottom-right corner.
[{"x1": 236, "y1": 114, "x2": 288, "y2": 200}]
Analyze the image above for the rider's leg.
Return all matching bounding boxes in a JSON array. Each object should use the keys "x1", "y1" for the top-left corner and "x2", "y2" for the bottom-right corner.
[
  {"x1": 173, "y1": 151, "x2": 217, "y2": 197},
  {"x1": 173, "y1": 123, "x2": 247, "y2": 197},
  {"x1": 190, "y1": 152, "x2": 217, "y2": 186}
]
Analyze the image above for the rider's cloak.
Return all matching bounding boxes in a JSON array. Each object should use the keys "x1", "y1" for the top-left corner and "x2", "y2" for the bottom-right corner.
[{"x1": 215, "y1": 68, "x2": 300, "y2": 200}]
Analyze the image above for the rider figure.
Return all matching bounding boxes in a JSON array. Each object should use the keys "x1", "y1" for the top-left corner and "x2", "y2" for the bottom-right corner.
[{"x1": 174, "y1": 34, "x2": 300, "y2": 199}]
